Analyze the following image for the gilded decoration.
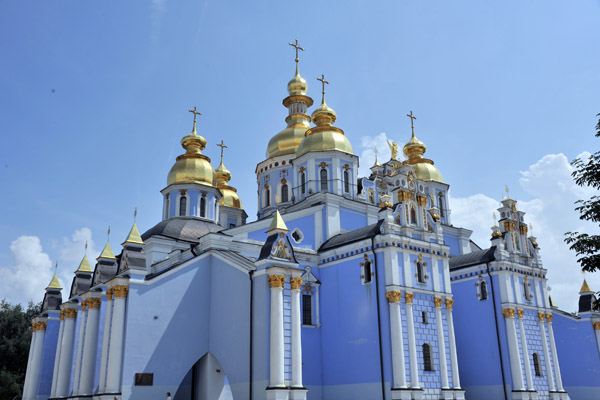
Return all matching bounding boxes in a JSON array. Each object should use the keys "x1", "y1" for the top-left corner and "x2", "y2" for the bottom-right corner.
[
  {"x1": 405, "y1": 292, "x2": 415, "y2": 304},
  {"x1": 113, "y1": 285, "x2": 129, "y2": 298},
  {"x1": 386, "y1": 291, "x2": 402, "y2": 303},
  {"x1": 504, "y1": 221, "x2": 516, "y2": 232},
  {"x1": 271, "y1": 237, "x2": 291, "y2": 260},
  {"x1": 387, "y1": 140, "x2": 399, "y2": 160},
  {"x1": 434, "y1": 297, "x2": 443, "y2": 308},
  {"x1": 520, "y1": 225, "x2": 528, "y2": 235},
  {"x1": 546, "y1": 314, "x2": 553, "y2": 323},
  {"x1": 417, "y1": 194, "x2": 428, "y2": 207},
  {"x1": 319, "y1": 161, "x2": 328, "y2": 169},
  {"x1": 538, "y1": 312, "x2": 545, "y2": 322},
  {"x1": 35, "y1": 321, "x2": 47, "y2": 331},
  {"x1": 593, "y1": 322, "x2": 600, "y2": 330},
  {"x1": 31, "y1": 323, "x2": 37, "y2": 332},
  {"x1": 302, "y1": 282, "x2": 314, "y2": 295},
  {"x1": 502, "y1": 308, "x2": 515, "y2": 318},
  {"x1": 398, "y1": 190, "x2": 411, "y2": 203},
  {"x1": 290, "y1": 277, "x2": 303, "y2": 290},
  {"x1": 517, "y1": 309, "x2": 524, "y2": 319},
  {"x1": 64, "y1": 309, "x2": 78, "y2": 319},
  {"x1": 80, "y1": 299, "x2": 87, "y2": 311},
  {"x1": 445, "y1": 299, "x2": 454, "y2": 310},
  {"x1": 87, "y1": 298, "x2": 102, "y2": 309},
  {"x1": 60, "y1": 310, "x2": 65, "y2": 321},
  {"x1": 268, "y1": 275, "x2": 286, "y2": 288},
  {"x1": 379, "y1": 194, "x2": 392, "y2": 209},
  {"x1": 106, "y1": 288, "x2": 114, "y2": 301}
]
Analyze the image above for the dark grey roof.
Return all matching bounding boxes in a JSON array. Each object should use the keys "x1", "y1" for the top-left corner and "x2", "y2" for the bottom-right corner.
[
  {"x1": 320, "y1": 220, "x2": 383, "y2": 251},
  {"x1": 142, "y1": 217, "x2": 224, "y2": 242},
  {"x1": 449, "y1": 246, "x2": 496, "y2": 270}
]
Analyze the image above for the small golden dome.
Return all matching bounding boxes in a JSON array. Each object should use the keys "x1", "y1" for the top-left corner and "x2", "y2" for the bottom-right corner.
[
  {"x1": 215, "y1": 156, "x2": 243, "y2": 209},
  {"x1": 167, "y1": 122, "x2": 215, "y2": 187},
  {"x1": 215, "y1": 160, "x2": 231, "y2": 182},
  {"x1": 287, "y1": 67, "x2": 308, "y2": 96},
  {"x1": 402, "y1": 129, "x2": 443, "y2": 183},
  {"x1": 296, "y1": 97, "x2": 353, "y2": 158},
  {"x1": 266, "y1": 119, "x2": 311, "y2": 158}
]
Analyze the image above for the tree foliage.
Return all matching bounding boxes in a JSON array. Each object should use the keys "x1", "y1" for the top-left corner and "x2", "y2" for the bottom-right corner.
[
  {"x1": 0, "y1": 300, "x2": 41, "y2": 400},
  {"x1": 565, "y1": 114, "x2": 600, "y2": 274}
]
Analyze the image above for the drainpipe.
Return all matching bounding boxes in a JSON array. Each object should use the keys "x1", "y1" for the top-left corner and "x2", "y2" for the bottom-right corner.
[
  {"x1": 371, "y1": 236, "x2": 387, "y2": 400},
  {"x1": 487, "y1": 262, "x2": 508, "y2": 400},
  {"x1": 249, "y1": 270, "x2": 254, "y2": 400}
]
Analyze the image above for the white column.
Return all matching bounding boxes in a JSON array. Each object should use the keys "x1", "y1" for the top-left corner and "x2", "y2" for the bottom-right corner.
[
  {"x1": 405, "y1": 293, "x2": 420, "y2": 388},
  {"x1": 98, "y1": 289, "x2": 114, "y2": 392},
  {"x1": 79, "y1": 297, "x2": 101, "y2": 394},
  {"x1": 21, "y1": 324, "x2": 37, "y2": 400},
  {"x1": 387, "y1": 291, "x2": 407, "y2": 388},
  {"x1": 25, "y1": 321, "x2": 47, "y2": 400},
  {"x1": 290, "y1": 277, "x2": 303, "y2": 388},
  {"x1": 503, "y1": 308, "x2": 525, "y2": 391},
  {"x1": 517, "y1": 310, "x2": 534, "y2": 390},
  {"x1": 56, "y1": 309, "x2": 77, "y2": 396},
  {"x1": 268, "y1": 275, "x2": 286, "y2": 387},
  {"x1": 538, "y1": 312, "x2": 556, "y2": 391},
  {"x1": 445, "y1": 299, "x2": 461, "y2": 388},
  {"x1": 435, "y1": 298, "x2": 449, "y2": 389},
  {"x1": 106, "y1": 285, "x2": 129, "y2": 393},
  {"x1": 50, "y1": 312, "x2": 65, "y2": 397},
  {"x1": 546, "y1": 314, "x2": 564, "y2": 392},
  {"x1": 72, "y1": 300, "x2": 87, "y2": 395},
  {"x1": 594, "y1": 322, "x2": 600, "y2": 359}
]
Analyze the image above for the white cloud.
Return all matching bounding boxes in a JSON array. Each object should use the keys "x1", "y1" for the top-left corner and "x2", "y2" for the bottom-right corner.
[
  {"x1": 451, "y1": 153, "x2": 600, "y2": 312},
  {"x1": 0, "y1": 228, "x2": 99, "y2": 306},
  {"x1": 359, "y1": 132, "x2": 404, "y2": 177}
]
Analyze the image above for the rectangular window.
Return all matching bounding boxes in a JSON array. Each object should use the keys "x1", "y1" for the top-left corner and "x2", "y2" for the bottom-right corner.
[
  {"x1": 422, "y1": 311, "x2": 428, "y2": 324},
  {"x1": 302, "y1": 295, "x2": 312, "y2": 325}
]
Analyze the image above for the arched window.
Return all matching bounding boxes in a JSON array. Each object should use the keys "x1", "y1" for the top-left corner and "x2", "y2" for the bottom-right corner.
[
  {"x1": 265, "y1": 187, "x2": 270, "y2": 207},
  {"x1": 200, "y1": 197, "x2": 206, "y2": 218},
  {"x1": 368, "y1": 188, "x2": 375, "y2": 204},
  {"x1": 422, "y1": 343, "x2": 433, "y2": 371},
  {"x1": 302, "y1": 294, "x2": 312, "y2": 325},
  {"x1": 300, "y1": 172, "x2": 306, "y2": 195},
  {"x1": 533, "y1": 353, "x2": 542, "y2": 376},
  {"x1": 523, "y1": 278, "x2": 532, "y2": 301},
  {"x1": 344, "y1": 170, "x2": 350, "y2": 193},
  {"x1": 417, "y1": 260, "x2": 425, "y2": 283},
  {"x1": 480, "y1": 280, "x2": 488, "y2": 300},
  {"x1": 410, "y1": 205, "x2": 417, "y2": 225},
  {"x1": 514, "y1": 232, "x2": 521, "y2": 252},
  {"x1": 281, "y1": 184, "x2": 289, "y2": 203},
  {"x1": 362, "y1": 258, "x2": 372, "y2": 284},
  {"x1": 438, "y1": 192, "x2": 445, "y2": 218},
  {"x1": 320, "y1": 168, "x2": 328, "y2": 191},
  {"x1": 165, "y1": 195, "x2": 170, "y2": 219},
  {"x1": 179, "y1": 196, "x2": 187, "y2": 216}
]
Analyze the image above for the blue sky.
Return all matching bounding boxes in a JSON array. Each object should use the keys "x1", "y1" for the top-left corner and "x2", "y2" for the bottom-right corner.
[{"x1": 1, "y1": 1, "x2": 599, "y2": 311}]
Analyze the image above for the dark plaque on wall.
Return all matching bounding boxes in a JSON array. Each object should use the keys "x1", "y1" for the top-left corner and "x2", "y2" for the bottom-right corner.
[{"x1": 134, "y1": 373, "x2": 154, "y2": 386}]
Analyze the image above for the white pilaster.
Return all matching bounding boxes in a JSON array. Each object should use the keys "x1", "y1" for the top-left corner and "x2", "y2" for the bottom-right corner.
[
  {"x1": 25, "y1": 321, "x2": 47, "y2": 400},
  {"x1": 503, "y1": 308, "x2": 525, "y2": 391},
  {"x1": 50, "y1": 313, "x2": 65, "y2": 397},
  {"x1": 387, "y1": 292, "x2": 407, "y2": 388},
  {"x1": 106, "y1": 285, "x2": 129, "y2": 393},
  {"x1": 446, "y1": 299, "x2": 461, "y2": 388},
  {"x1": 56, "y1": 309, "x2": 77, "y2": 396},
  {"x1": 290, "y1": 278, "x2": 303, "y2": 388},
  {"x1": 517, "y1": 310, "x2": 534, "y2": 391},
  {"x1": 435, "y1": 298, "x2": 449, "y2": 389},
  {"x1": 268, "y1": 275, "x2": 286, "y2": 388},
  {"x1": 79, "y1": 297, "x2": 102, "y2": 394},
  {"x1": 72, "y1": 300, "x2": 88, "y2": 395},
  {"x1": 546, "y1": 314, "x2": 564, "y2": 392},
  {"x1": 538, "y1": 312, "x2": 556, "y2": 391},
  {"x1": 21, "y1": 326, "x2": 37, "y2": 400},
  {"x1": 405, "y1": 293, "x2": 419, "y2": 388},
  {"x1": 98, "y1": 289, "x2": 114, "y2": 392}
]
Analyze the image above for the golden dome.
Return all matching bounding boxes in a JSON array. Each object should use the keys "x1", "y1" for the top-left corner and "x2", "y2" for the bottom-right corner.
[
  {"x1": 215, "y1": 157, "x2": 243, "y2": 209},
  {"x1": 402, "y1": 130, "x2": 443, "y2": 183},
  {"x1": 296, "y1": 96, "x2": 353, "y2": 158},
  {"x1": 287, "y1": 66, "x2": 308, "y2": 96},
  {"x1": 167, "y1": 122, "x2": 215, "y2": 187}
]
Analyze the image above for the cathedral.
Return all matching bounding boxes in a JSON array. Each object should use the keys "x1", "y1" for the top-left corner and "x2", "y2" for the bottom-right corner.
[{"x1": 21, "y1": 42, "x2": 600, "y2": 400}]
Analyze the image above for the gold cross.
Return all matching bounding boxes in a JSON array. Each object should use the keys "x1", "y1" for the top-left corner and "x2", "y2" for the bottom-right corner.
[
  {"x1": 406, "y1": 110, "x2": 417, "y2": 136},
  {"x1": 505, "y1": 185, "x2": 510, "y2": 198},
  {"x1": 288, "y1": 38, "x2": 304, "y2": 64},
  {"x1": 216, "y1": 140, "x2": 228, "y2": 163},
  {"x1": 188, "y1": 106, "x2": 202, "y2": 123},
  {"x1": 317, "y1": 74, "x2": 329, "y2": 96}
]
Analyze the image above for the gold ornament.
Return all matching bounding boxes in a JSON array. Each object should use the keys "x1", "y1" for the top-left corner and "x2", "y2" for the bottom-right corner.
[
  {"x1": 445, "y1": 299, "x2": 454, "y2": 310},
  {"x1": 434, "y1": 297, "x2": 443, "y2": 308},
  {"x1": 517, "y1": 309, "x2": 524, "y2": 319},
  {"x1": 106, "y1": 288, "x2": 114, "y2": 301},
  {"x1": 546, "y1": 314, "x2": 553, "y2": 323},
  {"x1": 405, "y1": 292, "x2": 415, "y2": 304},
  {"x1": 538, "y1": 312, "x2": 545, "y2": 322},
  {"x1": 593, "y1": 322, "x2": 600, "y2": 330},
  {"x1": 113, "y1": 285, "x2": 129, "y2": 298},
  {"x1": 502, "y1": 308, "x2": 515, "y2": 318},
  {"x1": 268, "y1": 275, "x2": 286, "y2": 288},
  {"x1": 290, "y1": 277, "x2": 303, "y2": 290},
  {"x1": 386, "y1": 291, "x2": 402, "y2": 303},
  {"x1": 87, "y1": 298, "x2": 102, "y2": 309},
  {"x1": 64, "y1": 309, "x2": 78, "y2": 319}
]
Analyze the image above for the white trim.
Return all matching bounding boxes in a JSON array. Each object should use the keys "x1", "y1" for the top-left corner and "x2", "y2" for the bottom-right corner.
[{"x1": 175, "y1": 193, "x2": 190, "y2": 217}]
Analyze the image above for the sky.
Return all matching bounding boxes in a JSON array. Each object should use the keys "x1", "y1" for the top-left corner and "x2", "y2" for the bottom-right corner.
[{"x1": 1, "y1": 1, "x2": 599, "y2": 312}]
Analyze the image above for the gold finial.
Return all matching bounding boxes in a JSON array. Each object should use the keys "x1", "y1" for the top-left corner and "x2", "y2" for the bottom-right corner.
[
  {"x1": 84, "y1": 240, "x2": 88, "y2": 254},
  {"x1": 288, "y1": 38, "x2": 304, "y2": 67},
  {"x1": 406, "y1": 110, "x2": 417, "y2": 137},
  {"x1": 188, "y1": 106, "x2": 202, "y2": 134},
  {"x1": 134, "y1": 207, "x2": 137, "y2": 222},
  {"x1": 46, "y1": 261, "x2": 62, "y2": 290},
  {"x1": 317, "y1": 74, "x2": 329, "y2": 103},
  {"x1": 107, "y1": 226, "x2": 111, "y2": 240},
  {"x1": 493, "y1": 212, "x2": 497, "y2": 222},
  {"x1": 505, "y1": 185, "x2": 510, "y2": 198},
  {"x1": 216, "y1": 140, "x2": 228, "y2": 164}
]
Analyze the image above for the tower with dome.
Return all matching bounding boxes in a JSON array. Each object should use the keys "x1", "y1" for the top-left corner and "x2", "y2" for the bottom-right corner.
[{"x1": 20, "y1": 42, "x2": 600, "y2": 400}]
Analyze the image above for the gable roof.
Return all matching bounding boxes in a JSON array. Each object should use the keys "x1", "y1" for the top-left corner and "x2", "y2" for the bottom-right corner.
[
  {"x1": 319, "y1": 220, "x2": 384, "y2": 252},
  {"x1": 449, "y1": 246, "x2": 496, "y2": 271}
]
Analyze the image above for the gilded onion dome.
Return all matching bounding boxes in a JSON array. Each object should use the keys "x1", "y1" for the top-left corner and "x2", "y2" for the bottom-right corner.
[
  {"x1": 296, "y1": 79, "x2": 353, "y2": 158},
  {"x1": 216, "y1": 156, "x2": 243, "y2": 209},
  {"x1": 167, "y1": 115, "x2": 216, "y2": 187},
  {"x1": 266, "y1": 62, "x2": 314, "y2": 159},
  {"x1": 402, "y1": 115, "x2": 443, "y2": 183}
]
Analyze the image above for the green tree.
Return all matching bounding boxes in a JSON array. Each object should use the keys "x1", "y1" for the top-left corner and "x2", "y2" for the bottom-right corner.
[
  {"x1": 565, "y1": 114, "x2": 600, "y2": 275},
  {"x1": 0, "y1": 300, "x2": 41, "y2": 400}
]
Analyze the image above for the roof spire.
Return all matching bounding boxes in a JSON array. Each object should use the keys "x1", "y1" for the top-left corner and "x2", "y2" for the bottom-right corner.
[
  {"x1": 123, "y1": 208, "x2": 144, "y2": 245},
  {"x1": 288, "y1": 38, "x2": 304, "y2": 76},
  {"x1": 188, "y1": 106, "x2": 202, "y2": 135},
  {"x1": 406, "y1": 110, "x2": 417, "y2": 138},
  {"x1": 266, "y1": 210, "x2": 289, "y2": 235},
  {"x1": 580, "y1": 279, "x2": 593, "y2": 294},
  {"x1": 46, "y1": 261, "x2": 62, "y2": 290},
  {"x1": 98, "y1": 225, "x2": 116, "y2": 260},
  {"x1": 75, "y1": 243, "x2": 93, "y2": 274},
  {"x1": 317, "y1": 74, "x2": 329, "y2": 105}
]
